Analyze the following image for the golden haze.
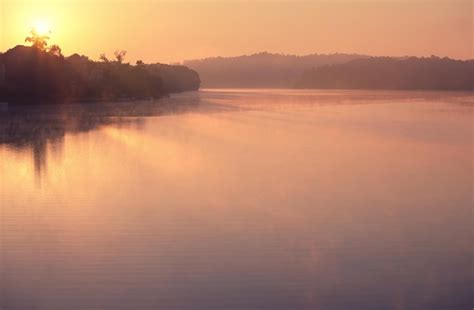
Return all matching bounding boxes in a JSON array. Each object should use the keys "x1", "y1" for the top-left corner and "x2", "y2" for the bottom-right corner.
[{"x1": 1, "y1": 0, "x2": 472, "y2": 63}]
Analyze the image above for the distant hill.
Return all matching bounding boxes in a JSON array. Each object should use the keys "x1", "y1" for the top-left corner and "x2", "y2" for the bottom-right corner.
[
  {"x1": 296, "y1": 56, "x2": 474, "y2": 90},
  {"x1": 184, "y1": 52, "x2": 368, "y2": 88}
]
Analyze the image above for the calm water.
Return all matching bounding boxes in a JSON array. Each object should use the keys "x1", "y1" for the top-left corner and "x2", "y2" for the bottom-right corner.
[{"x1": 0, "y1": 90, "x2": 472, "y2": 309}]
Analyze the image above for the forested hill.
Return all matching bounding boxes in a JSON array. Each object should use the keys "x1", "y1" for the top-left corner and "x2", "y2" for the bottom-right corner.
[
  {"x1": 0, "y1": 45, "x2": 200, "y2": 104},
  {"x1": 184, "y1": 52, "x2": 367, "y2": 88},
  {"x1": 296, "y1": 57, "x2": 473, "y2": 90}
]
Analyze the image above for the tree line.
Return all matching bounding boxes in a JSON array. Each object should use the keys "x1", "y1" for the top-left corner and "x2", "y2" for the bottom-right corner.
[
  {"x1": 0, "y1": 30, "x2": 200, "y2": 104},
  {"x1": 296, "y1": 57, "x2": 473, "y2": 90}
]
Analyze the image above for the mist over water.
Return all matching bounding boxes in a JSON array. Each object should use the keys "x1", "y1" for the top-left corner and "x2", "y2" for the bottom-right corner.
[{"x1": 0, "y1": 90, "x2": 472, "y2": 309}]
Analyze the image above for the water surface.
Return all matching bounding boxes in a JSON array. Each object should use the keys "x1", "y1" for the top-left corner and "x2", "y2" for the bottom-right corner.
[{"x1": 1, "y1": 89, "x2": 472, "y2": 309}]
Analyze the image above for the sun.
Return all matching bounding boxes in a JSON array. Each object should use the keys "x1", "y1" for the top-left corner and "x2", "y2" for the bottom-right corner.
[{"x1": 33, "y1": 20, "x2": 51, "y2": 35}]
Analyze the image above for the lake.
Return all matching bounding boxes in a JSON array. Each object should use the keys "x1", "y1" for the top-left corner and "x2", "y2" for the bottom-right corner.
[{"x1": 0, "y1": 89, "x2": 472, "y2": 309}]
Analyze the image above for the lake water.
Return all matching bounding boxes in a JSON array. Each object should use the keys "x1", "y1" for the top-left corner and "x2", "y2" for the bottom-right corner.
[{"x1": 0, "y1": 89, "x2": 472, "y2": 309}]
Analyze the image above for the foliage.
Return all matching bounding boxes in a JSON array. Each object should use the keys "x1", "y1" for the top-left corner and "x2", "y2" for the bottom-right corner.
[
  {"x1": 296, "y1": 57, "x2": 474, "y2": 90},
  {"x1": 48, "y1": 44, "x2": 62, "y2": 57},
  {"x1": 99, "y1": 53, "x2": 110, "y2": 63},
  {"x1": 25, "y1": 29, "x2": 63, "y2": 57},
  {"x1": 25, "y1": 29, "x2": 50, "y2": 50},
  {"x1": 114, "y1": 50, "x2": 127, "y2": 64},
  {"x1": 0, "y1": 45, "x2": 201, "y2": 104}
]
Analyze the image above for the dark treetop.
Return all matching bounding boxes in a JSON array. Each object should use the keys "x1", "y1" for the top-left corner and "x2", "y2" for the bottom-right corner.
[{"x1": 0, "y1": 45, "x2": 200, "y2": 104}]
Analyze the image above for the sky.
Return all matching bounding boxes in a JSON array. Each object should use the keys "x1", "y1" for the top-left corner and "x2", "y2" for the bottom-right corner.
[{"x1": 1, "y1": 0, "x2": 472, "y2": 63}]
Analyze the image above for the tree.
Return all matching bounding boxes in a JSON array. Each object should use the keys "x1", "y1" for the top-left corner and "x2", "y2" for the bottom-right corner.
[
  {"x1": 114, "y1": 50, "x2": 127, "y2": 64},
  {"x1": 99, "y1": 53, "x2": 110, "y2": 63},
  {"x1": 48, "y1": 44, "x2": 62, "y2": 57},
  {"x1": 25, "y1": 29, "x2": 50, "y2": 50},
  {"x1": 136, "y1": 60, "x2": 144, "y2": 66}
]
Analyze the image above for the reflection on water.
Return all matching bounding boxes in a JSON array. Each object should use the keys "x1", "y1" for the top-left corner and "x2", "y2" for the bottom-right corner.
[
  {"x1": 0, "y1": 90, "x2": 473, "y2": 309},
  {"x1": 0, "y1": 93, "x2": 203, "y2": 182}
]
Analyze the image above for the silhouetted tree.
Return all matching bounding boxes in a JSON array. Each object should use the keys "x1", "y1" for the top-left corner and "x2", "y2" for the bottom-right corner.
[
  {"x1": 114, "y1": 50, "x2": 127, "y2": 64},
  {"x1": 25, "y1": 29, "x2": 50, "y2": 50},
  {"x1": 0, "y1": 41, "x2": 200, "y2": 103},
  {"x1": 99, "y1": 53, "x2": 110, "y2": 63},
  {"x1": 48, "y1": 44, "x2": 62, "y2": 57}
]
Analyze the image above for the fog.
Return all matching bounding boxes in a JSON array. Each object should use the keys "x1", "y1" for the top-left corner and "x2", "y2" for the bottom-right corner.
[{"x1": 1, "y1": 90, "x2": 472, "y2": 309}]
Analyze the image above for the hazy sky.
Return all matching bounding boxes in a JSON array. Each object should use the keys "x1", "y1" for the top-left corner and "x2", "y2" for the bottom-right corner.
[{"x1": 1, "y1": 0, "x2": 472, "y2": 63}]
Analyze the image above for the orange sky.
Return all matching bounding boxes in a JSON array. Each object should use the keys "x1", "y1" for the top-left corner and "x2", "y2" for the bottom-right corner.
[{"x1": 1, "y1": 0, "x2": 472, "y2": 63}]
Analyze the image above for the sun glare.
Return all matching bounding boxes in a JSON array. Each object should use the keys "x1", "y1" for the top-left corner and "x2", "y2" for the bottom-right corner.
[{"x1": 33, "y1": 20, "x2": 51, "y2": 35}]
